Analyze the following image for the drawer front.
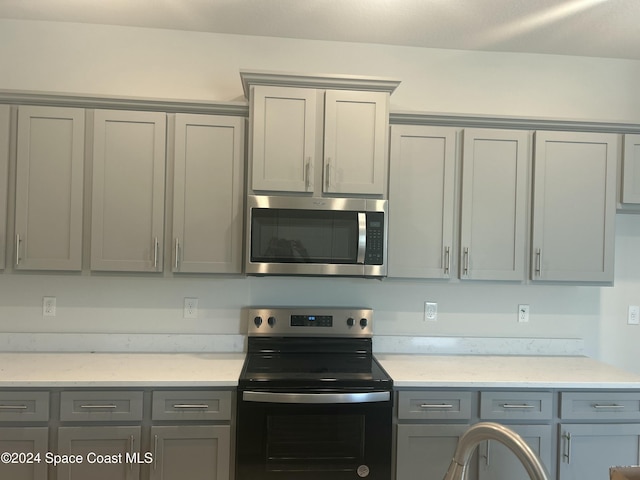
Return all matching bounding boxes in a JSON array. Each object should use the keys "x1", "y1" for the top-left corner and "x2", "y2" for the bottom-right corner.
[
  {"x1": 398, "y1": 391, "x2": 472, "y2": 420},
  {"x1": 480, "y1": 391, "x2": 553, "y2": 421},
  {"x1": 152, "y1": 390, "x2": 232, "y2": 421},
  {"x1": 0, "y1": 391, "x2": 49, "y2": 422},
  {"x1": 560, "y1": 392, "x2": 640, "y2": 420},
  {"x1": 60, "y1": 391, "x2": 143, "y2": 422}
]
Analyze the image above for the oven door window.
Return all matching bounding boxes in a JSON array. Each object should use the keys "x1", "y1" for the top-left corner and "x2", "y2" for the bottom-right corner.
[
  {"x1": 251, "y1": 208, "x2": 358, "y2": 264},
  {"x1": 267, "y1": 414, "x2": 364, "y2": 472}
]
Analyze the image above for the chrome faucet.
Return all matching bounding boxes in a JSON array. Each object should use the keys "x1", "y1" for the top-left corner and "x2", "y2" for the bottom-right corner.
[{"x1": 443, "y1": 422, "x2": 550, "y2": 480}]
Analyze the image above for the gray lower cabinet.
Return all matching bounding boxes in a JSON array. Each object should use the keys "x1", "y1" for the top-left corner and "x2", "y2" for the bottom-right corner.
[
  {"x1": 0, "y1": 105, "x2": 9, "y2": 270},
  {"x1": 0, "y1": 390, "x2": 50, "y2": 480},
  {"x1": 14, "y1": 105, "x2": 85, "y2": 271}
]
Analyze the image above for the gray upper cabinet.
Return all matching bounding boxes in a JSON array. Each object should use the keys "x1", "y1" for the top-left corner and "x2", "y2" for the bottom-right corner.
[
  {"x1": 388, "y1": 125, "x2": 457, "y2": 279},
  {"x1": 172, "y1": 114, "x2": 244, "y2": 273},
  {"x1": 323, "y1": 89, "x2": 388, "y2": 195},
  {"x1": 91, "y1": 109, "x2": 166, "y2": 272},
  {"x1": 250, "y1": 86, "x2": 317, "y2": 193},
  {"x1": 15, "y1": 105, "x2": 85, "y2": 271},
  {"x1": 531, "y1": 131, "x2": 617, "y2": 283},
  {"x1": 249, "y1": 85, "x2": 389, "y2": 196},
  {"x1": 0, "y1": 105, "x2": 9, "y2": 270},
  {"x1": 621, "y1": 133, "x2": 640, "y2": 205},
  {"x1": 459, "y1": 129, "x2": 529, "y2": 281}
]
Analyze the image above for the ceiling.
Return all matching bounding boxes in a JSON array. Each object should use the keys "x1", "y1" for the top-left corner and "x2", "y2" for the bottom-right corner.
[{"x1": 1, "y1": 0, "x2": 639, "y2": 60}]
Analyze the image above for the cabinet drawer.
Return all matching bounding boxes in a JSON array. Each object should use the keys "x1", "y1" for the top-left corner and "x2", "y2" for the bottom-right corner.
[
  {"x1": 60, "y1": 391, "x2": 143, "y2": 422},
  {"x1": 0, "y1": 391, "x2": 49, "y2": 422},
  {"x1": 152, "y1": 390, "x2": 232, "y2": 421},
  {"x1": 480, "y1": 391, "x2": 553, "y2": 421},
  {"x1": 398, "y1": 391, "x2": 472, "y2": 420},
  {"x1": 560, "y1": 392, "x2": 640, "y2": 420}
]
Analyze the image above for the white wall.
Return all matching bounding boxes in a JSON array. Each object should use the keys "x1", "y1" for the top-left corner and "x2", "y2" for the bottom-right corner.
[{"x1": 1, "y1": 19, "x2": 640, "y2": 372}]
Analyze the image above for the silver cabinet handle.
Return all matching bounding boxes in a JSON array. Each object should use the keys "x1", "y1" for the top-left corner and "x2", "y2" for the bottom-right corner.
[
  {"x1": 174, "y1": 238, "x2": 180, "y2": 270},
  {"x1": 0, "y1": 404, "x2": 28, "y2": 410},
  {"x1": 325, "y1": 160, "x2": 331, "y2": 191},
  {"x1": 501, "y1": 404, "x2": 536, "y2": 409},
  {"x1": 129, "y1": 435, "x2": 134, "y2": 471},
  {"x1": 153, "y1": 237, "x2": 159, "y2": 269},
  {"x1": 15, "y1": 234, "x2": 21, "y2": 266},
  {"x1": 79, "y1": 404, "x2": 118, "y2": 409},
  {"x1": 463, "y1": 247, "x2": 470, "y2": 276},
  {"x1": 593, "y1": 404, "x2": 625, "y2": 409},
  {"x1": 243, "y1": 391, "x2": 389, "y2": 404},
  {"x1": 153, "y1": 434, "x2": 158, "y2": 471},
  {"x1": 562, "y1": 432, "x2": 572, "y2": 464},
  {"x1": 444, "y1": 246, "x2": 450, "y2": 275},
  {"x1": 305, "y1": 157, "x2": 312, "y2": 191},
  {"x1": 172, "y1": 404, "x2": 209, "y2": 409},
  {"x1": 484, "y1": 440, "x2": 491, "y2": 466},
  {"x1": 535, "y1": 248, "x2": 542, "y2": 276},
  {"x1": 420, "y1": 403, "x2": 454, "y2": 409}
]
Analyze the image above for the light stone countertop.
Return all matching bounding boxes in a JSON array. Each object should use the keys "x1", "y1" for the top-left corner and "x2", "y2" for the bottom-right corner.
[
  {"x1": 0, "y1": 352, "x2": 246, "y2": 387},
  {"x1": 376, "y1": 354, "x2": 640, "y2": 389}
]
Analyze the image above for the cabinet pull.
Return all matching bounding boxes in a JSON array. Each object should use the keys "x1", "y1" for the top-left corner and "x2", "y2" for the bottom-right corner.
[
  {"x1": 501, "y1": 403, "x2": 535, "y2": 409},
  {"x1": 463, "y1": 247, "x2": 470, "y2": 276},
  {"x1": 535, "y1": 248, "x2": 542, "y2": 276},
  {"x1": 153, "y1": 434, "x2": 158, "y2": 471},
  {"x1": 484, "y1": 440, "x2": 491, "y2": 466},
  {"x1": 129, "y1": 435, "x2": 134, "y2": 471},
  {"x1": 562, "y1": 432, "x2": 572, "y2": 464},
  {"x1": 305, "y1": 157, "x2": 312, "y2": 191},
  {"x1": 325, "y1": 160, "x2": 331, "y2": 191},
  {"x1": 593, "y1": 403, "x2": 625, "y2": 409},
  {"x1": 420, "y1": 403, "x2": 454, "y2": 409},
  {"x1": 15, "y1": 234, "x2": 21, "y2": 266},
  {"x1": 172, "y1": 403, "x2": 210, "y2": 409},
  {"x1": 0, "y1": 404, "x2": 28, "y2": 410},
  {"x1": 79, "y1": 404, "x2": 118, "y2": 409},
  {"x1": 174, "y1": 238, "x2": 180, "y2": 270},
  {"x1": 443, "y1": 246, "x2": 450, "y2": 275},
  {"x1": 153, "y1": 237, "x2": 159, "y2": 269}
]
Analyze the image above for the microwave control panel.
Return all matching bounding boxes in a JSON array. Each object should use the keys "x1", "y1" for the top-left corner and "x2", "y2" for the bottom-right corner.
[{"x1": 365, "y1": 212, "x2": 384, "y2": 265}]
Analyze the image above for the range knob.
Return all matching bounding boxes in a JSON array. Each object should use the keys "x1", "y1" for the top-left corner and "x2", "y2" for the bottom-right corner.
[
  {"x1": 253, "y1": 316, "x2": 263, "y2": 327},
  {"x1": 360, "y1": 318, "x2": 368, "y2": 328},
  {"x1": 346, "y1": 317, "x2": 355, "y2": 327},
  {"x1": 268, "y1": 316, "x2": 276, "y2": 327}
]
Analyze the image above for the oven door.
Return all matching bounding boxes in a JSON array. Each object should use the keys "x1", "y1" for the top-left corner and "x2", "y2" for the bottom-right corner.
[{"x1": 236, "y1": 389, "x2": 392, "y2": 480}]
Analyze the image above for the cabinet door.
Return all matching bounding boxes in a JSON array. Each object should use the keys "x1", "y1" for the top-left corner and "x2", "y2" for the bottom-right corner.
[
  {"x1": 396, "y1": 424, "x2": 469, "y2": 480},
  {"x1": 150, "y1": 425, "x2": 231, "y2": 480},
  {"x1": 15, "y1": 106, "x2": 85, "y2": 270},
  {"x1": 91, "y1": 109, "x2": 166, "y2": 272},
  {"x1": 172, "y1": 114, "x2": 244, "y2": 273},
  {"x1": 460, "y1": 129, "x2": 529, "y2": 280},
  {"x1": 477, "y1": 425, "x2": 553, "y2": 480},
  {"x1": 388, "y1": 125, "x2": 457, "y2": 278},
  {"x1": 0, "y1": 427, "x2": 48, "y2": 480},
  {"x1": 622, "y1": 134, "x2": 640, "y2": 204},
  {"x1": 250, "y1": 86, "x2": 317, "y2": 193},
  {"x1": 323, "y1": 90, "x2": 388, "y2": 195},
  {"x1": 57, "y1": 426, "x2": 141, "y2": 480},
  {"x1": 0, "y1": 105, "x2": 8, "y2": 270},
  {"x1": 531, "y1": 131, "x2": 617, "y2": 282},
  {"x1": 559, "y1": 424, "x2": 640, "y2": 480}
]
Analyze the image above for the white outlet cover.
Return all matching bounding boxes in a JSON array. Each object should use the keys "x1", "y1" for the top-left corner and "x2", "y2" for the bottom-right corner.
[{"x1": 183, "y1": 298, "x2": 198, "y2": 319}]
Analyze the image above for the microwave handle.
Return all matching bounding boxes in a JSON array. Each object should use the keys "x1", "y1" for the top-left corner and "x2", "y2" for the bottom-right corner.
[{"x1": 357, "y1": 212, "x2": 366, "y2": 264}]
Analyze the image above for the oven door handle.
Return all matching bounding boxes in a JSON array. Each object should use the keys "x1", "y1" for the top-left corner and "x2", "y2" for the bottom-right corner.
[{"x1": 243, "y1": 391, "x2": 390, "y2": 404}]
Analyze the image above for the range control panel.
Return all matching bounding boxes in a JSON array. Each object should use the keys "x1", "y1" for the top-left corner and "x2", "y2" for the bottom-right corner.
[{"x1": 247, "y1": 307, "x2": 373, "y2": 337}]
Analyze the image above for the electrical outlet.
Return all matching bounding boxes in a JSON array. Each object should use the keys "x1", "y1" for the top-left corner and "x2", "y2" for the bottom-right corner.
[
  {"x1": 184, "y1": 298, "x2": 198, "y2": 319},
  {"x1": 43, "y1": 297, "x2": 56, "y2": 317},
  {"x1": 424, "y1": 302, "x2": 437, "y2": 321},
  {"x1": 518, "y1": 304, "x2": 530, "y2": 323},
  {"x1": 628, "y1": 305, "x2": 640, "y2": 325}
]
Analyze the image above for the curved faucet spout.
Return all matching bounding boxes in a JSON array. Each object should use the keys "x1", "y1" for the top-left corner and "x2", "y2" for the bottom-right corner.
[{"x1": 443, "y1": 422, "x2": 550, "y2": 480}]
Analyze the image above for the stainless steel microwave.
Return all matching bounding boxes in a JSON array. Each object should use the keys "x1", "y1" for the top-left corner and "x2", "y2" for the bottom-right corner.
[{"x1": 246, "y1": 195, "x2": 387, "y2": 277}]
